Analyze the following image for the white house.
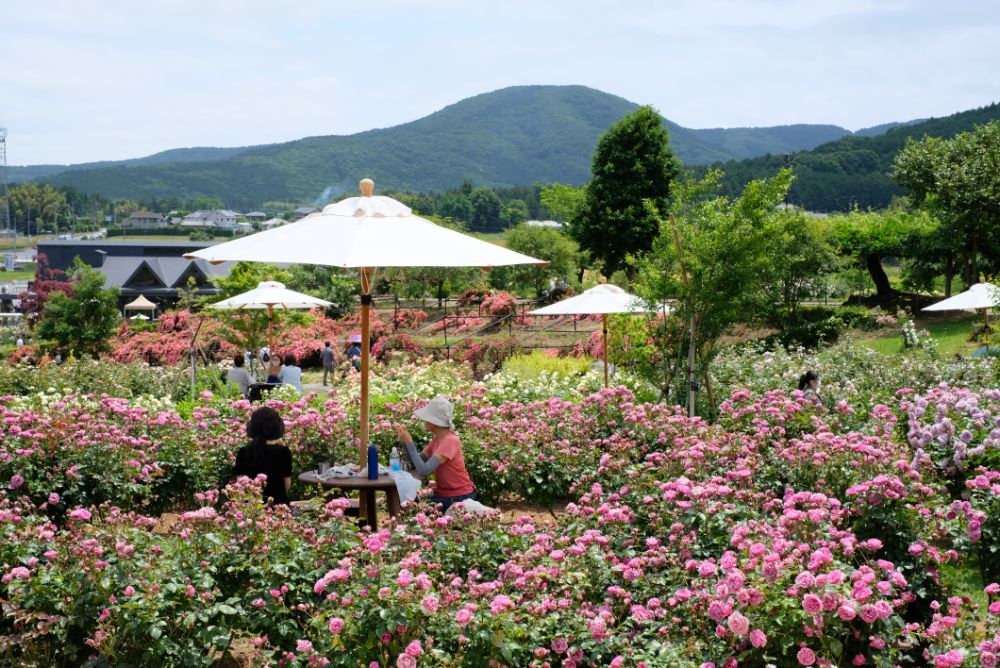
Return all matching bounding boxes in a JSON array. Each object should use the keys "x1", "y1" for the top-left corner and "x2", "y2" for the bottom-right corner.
[{"x1": 180, "y1": 209, "x2": 239, "y2": 228}]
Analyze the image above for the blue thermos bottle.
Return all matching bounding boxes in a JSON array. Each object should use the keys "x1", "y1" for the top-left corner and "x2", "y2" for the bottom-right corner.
[{"x1": 367, "y1": 444, "x2": 379, "y2": 480}]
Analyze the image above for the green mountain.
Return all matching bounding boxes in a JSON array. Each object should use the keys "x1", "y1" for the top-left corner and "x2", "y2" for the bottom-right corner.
[
  {"x1": 8, "y1": 145, "x2": 259, "y2": 183},
  {"x1": 25, "y1": 86, "x2": 872, "y2": 209},
  {"x1": 714, "y1": 102, "x2": 1000, "y2": 211}
]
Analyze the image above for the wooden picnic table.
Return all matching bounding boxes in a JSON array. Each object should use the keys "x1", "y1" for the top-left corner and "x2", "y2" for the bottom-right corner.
[{"x1": 298, "y1": 470, "x2": 401, "y2": 530}]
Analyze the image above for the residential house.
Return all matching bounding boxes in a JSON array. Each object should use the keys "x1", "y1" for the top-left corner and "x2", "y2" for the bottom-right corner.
[
  {"x1": 180, "y1": 209, "x2": 239, "y2": 228},
  {"x1": 291, "y1": 207, "x2": 319, "y2": 221},
  {"x1": 128, "y1": 211, "x2": 165, "y2": 229}
]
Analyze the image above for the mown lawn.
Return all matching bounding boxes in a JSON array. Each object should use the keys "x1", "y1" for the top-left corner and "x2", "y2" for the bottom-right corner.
[{"x1": 857, "y1": 312, "x2": 987, "y2": 357}]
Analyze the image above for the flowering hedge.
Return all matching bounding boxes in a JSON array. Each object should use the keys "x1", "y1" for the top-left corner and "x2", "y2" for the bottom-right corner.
[{"x1": 2, "y1": 350, "x2": 1000, "y2": 665}]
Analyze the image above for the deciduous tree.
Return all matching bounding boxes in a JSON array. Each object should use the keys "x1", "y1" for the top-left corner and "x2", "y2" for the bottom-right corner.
[
  {"x1": 572, "y1": 106, "x2": 678, "y2": 277},
  {"x1": 893, "y1": 121, "x2": 1000, "y2": 288},
  {"x1": 36, "y1": 258, "x2": 120, "y2": 356}
]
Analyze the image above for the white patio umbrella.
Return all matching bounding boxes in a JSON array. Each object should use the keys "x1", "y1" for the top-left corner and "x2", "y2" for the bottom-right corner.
[
  {"x1": 209, "y1": 280, "x2": 331, "y2": 351},
  {"x1": 186, "y1": 178, "x2": 545, "y2": 465},
  {"x1": 922, "y1": 281, "x2": 1000, "y2": 344},
  {"x1": 529, "y1": 284, "x2": 661, "y2": 387},
  {"x1": 128, "y1": 313, "x2": 150, "y2": 321}
]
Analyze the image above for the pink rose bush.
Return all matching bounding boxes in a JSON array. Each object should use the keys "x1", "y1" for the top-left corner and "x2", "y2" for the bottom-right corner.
[{"x1": 1, "y1": 348, "x2": 1000, "y2": 664}]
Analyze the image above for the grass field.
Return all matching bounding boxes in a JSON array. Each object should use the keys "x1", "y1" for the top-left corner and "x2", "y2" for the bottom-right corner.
[{"x1": 855, "y1": 312, "x2": 986, "y2": 357}]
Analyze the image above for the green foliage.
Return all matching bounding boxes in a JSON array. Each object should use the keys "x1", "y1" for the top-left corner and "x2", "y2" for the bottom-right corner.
[
  {"x1": 36, "y1": 258, "x2": 120, "y2": 356},
  {"x1": 635, "y1": 168, "x2": 794, "y2": 408},
  {"x1": 500, "y1": 198, "x2": 529, "y2": 227},
  {"x1": 489, "y1": 224, "x2": 578, "y2": 295},
  {"x1": 572, "y1": 106, "x2": 679, "y2": 276},
  {"x1": 894, "y1": 120, "x2": 1000, "y2": 285},
  {"x1": 500, "y1": 350, "x2": 591, "y2": 378},
  {"x1": 468, "y1": 186, "x2": 503, "y2": 232},
  {"x1": 827, "y1": 209, "x2": 938, "y2": 298},
  {"x1": 1, "y1": 182, "x2": 69, "y2": 232},
  {"x1": 33, "y1": 86, "x2": 865, "y2": 211},
  {"x1": 539, "y1": 183, "x2": 585, "y2": 222},
  {"x1": 712, "y1": 102, "x2": 1000, "y2": 211},
  {"x1": 285, "y1": 264, "x2": 357, "y2": 317}
]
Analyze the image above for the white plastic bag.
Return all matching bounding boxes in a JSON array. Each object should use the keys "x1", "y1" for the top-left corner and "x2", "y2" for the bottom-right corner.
[
  {"x1": 389, "y1": 470, "x2": 421, "y2": 504},
  {"x1": 446, "y1": 499, "x2": 496, "y2": 516}
]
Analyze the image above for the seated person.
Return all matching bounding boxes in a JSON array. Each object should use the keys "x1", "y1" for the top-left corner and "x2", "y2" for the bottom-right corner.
[
  {"x1": 233, "y1": 406, "x2": 292, "y2": 505},
  {"x1": 266, "y1": 355, "x2": 283, "y2": 384},
  {"x1": 277, "y1": 353, "x2": 303, "y2": 394},
  {"x1": 395, "y1": 396, "x2": 476, "y2": 512},
  {"x1": 225, "y1": 354, "x2": 256, "y2": 397}
]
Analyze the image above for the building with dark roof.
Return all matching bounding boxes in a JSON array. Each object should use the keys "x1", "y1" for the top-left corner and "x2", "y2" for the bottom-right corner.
[{"x1": 36, "y1": 239, "x2": 233, "y2": 311}]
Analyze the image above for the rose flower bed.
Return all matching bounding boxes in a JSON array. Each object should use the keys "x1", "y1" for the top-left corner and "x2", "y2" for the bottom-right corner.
[{"x1": 1, "y1": 348, "x2": 1000, "y2": 666}]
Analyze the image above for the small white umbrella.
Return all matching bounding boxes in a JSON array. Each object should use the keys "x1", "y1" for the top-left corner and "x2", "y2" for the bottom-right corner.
[
  {"x1": 209, "y1": 280, "x2": 332, "y2": 351},
  {"x1": 923, "y1": 282, "x2": 1000, "y2": 344},
  {"x1": 186, "y1": 179, "x2": 545, "y2": 465},
  {"x1": 128, "y1": 313, "x2": 150, "y2": 321},
  {"x1": 529, "y1": 284, "x2": 661, "y2": 387}
]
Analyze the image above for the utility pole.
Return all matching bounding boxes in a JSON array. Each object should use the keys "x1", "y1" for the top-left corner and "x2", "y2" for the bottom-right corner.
[{"x1": 0, "y1": 126, "x2": 12, "y2": 250}]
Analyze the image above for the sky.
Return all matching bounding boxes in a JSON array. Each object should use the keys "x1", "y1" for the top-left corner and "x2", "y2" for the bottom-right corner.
[{"x1": 2, "y1": 0, "x2": 999, "y2": 165}]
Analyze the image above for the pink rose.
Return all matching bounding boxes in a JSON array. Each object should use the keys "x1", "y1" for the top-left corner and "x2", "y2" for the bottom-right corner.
[
  {"x1": 296, "y1": 639, "x2": 313, "y2": 654},
  {"x1": 860, "y1": 604, "x2": 879, "y2": 623},
  {"x1": 328, "y1": 617, "x2": 345, "y2": 635},
  {"x1": 552, "y1": 637, "x2": 569, "y2": 653},
  {"x1": 797, "y1": 647, "x2": 816, "y2": 666},
  {"x1": 455, "y1": 608, "x2": 473, "y2": 626},
  {"x1": 838, "y1": 603, "x2": 857, "y2": 621},
  {"x1": 405, "y1": 641, "x2": 422, "y2": 657},
  {"x1": 68, "y1": 508, "x2": 92, "y2": 521},
  {"x1": 749, "y1": 629, "x2": 767, "y2": 648},
  {"x1": 726, "y1": 611, "x2": 750, "y2": 636},
  {"x1": 48, "y1": 492, "x2": 60, "y2": 505},
  {"x1": 8, "y1": 475, "x2": 24, "y2": 490},
  {"x1": 396, "y1": 653, "x2": 416, "y2": 668},
  {"x1": 802, "y1": 594, "x2": 823, "y2": 614}
]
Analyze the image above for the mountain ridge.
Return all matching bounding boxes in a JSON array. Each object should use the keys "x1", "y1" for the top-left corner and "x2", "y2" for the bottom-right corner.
[{"x1": 13, "y1": 85, "x2": 969, "y2": 210}]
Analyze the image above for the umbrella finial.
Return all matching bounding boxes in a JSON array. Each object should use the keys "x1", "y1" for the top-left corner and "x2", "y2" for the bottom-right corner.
[{"x1": 359, "y1": 178, "x2": 375, "y2": 197}]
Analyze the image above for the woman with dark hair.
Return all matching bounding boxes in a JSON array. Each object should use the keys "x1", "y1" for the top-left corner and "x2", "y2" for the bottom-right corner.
[
  {"x1": 277, "y1": 353, "x2": 303, "y2": 394},
  {"x1": 797, "y1": 370, "x2": 822, "y2": 406},
  {"x1": 234, "y1": 406, "x2": 293, "y2": 505}
]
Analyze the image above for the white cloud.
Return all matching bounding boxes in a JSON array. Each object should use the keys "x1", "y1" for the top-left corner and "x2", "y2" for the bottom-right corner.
[{"x1": 1, "y1": 0, "x2": 998, "y2": 163}]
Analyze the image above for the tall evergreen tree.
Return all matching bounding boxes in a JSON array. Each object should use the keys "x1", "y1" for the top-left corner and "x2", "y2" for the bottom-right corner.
[{"x1": 571, "y1": 106, "x2": 678, "y2": 276}]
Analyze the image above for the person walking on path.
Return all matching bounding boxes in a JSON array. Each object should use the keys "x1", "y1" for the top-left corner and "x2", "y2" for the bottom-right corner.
[{"x1": 320, "y1": 340, "x2": 336, "y2": 386}]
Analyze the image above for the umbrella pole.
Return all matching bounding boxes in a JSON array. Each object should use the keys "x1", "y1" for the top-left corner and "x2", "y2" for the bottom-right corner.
[
  {"x1": 268, "y1": 304, "x2": 274, "y2": 354},
  {"x1": 602, "y1": 314, "x2": 609, "y2": 388},
  {"x1": 359, "y1": 268, "x2": 373, "y2": 467}
]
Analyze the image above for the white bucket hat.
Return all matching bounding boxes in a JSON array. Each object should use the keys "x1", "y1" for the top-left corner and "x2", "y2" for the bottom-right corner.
[{"x1": 413, "y1": 396, "x2": 455, "y2": 429}]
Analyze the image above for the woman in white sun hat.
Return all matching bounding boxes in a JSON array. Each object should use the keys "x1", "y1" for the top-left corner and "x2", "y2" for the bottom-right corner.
[{"x1": 395, "y1": 396, "x2": 476, "y2": 512}]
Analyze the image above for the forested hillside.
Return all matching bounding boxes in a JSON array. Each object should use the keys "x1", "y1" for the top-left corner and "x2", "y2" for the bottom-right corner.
[
  {"x1": 713, "y1": 103, "x2": 1000, "y2": 211},
  {"x1": 31, "y1": 86, "x2": 871, "y2": 210}
]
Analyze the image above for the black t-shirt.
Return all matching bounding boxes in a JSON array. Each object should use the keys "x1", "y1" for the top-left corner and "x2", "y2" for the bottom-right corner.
[{"x1": 234, "y1": 442, "x2": 293, "y2": 505}]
